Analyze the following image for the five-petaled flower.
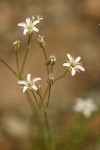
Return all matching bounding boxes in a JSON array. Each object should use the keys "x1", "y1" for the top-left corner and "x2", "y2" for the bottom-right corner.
[
  {"x1": 63, "y1": 53, "x2": 85, "y2": 76},
  {"x1": 73, "y1": 98, "x2": 97, "y2": 118},
  {"x1": 18, "y1": 16, "x2": 43, "y2": 35},
  {"x1": 18, "y1": 74, "x2": 41, "y2": 93}
]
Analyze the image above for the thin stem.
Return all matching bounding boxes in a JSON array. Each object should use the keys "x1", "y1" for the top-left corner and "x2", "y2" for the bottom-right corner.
[
  {"x1": 46, "y1": 85, "x2": 51, "y2": 107},
  {"x1": 0, "y1": 58, "x2": 18, "y2": 78},
  {"x1": 21, "y1": 34, "x2": 33, "y2": 74},
  {"x1": 54, "y1": 70, "x2": 68, "y2": 83},
  {"x1": 25, "y1": 91, "x2": 36, "y2": 112},
  {"x1": 42, "y1": 47, "x2": 49, "y2": 75},
  {"x1": 51, "y1": 65, "x2": 53, "y2": 74},
  {"x1": 39, "y1": 94, "x2": 51, "y2": 145},
  {"x1": 43, "y1": 85, "x2": 49, "y2": 100},
  {"x1": 15, "y1": 51, "x2": 20, "y2": 77},
  {"x1": 31, "y1": 91, "x2": 41, "y2": 108}
]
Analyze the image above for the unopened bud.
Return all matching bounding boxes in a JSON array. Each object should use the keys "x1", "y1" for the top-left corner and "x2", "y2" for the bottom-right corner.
[
  {"x1": 13, "y1": 40, "x2": 20, "y2": 51},
  {"x1": 48, "y1": 73, "x2": 54, "y2": 86},
  {"x1": 36, "y1": 85, "x2": 42, "y2": 96},
  {"x1": 47, "y1": 55, "x2": 56, "y2": 66},
  {"x1": 38, "y1": 35, "x2": 45, "y2": 48}
]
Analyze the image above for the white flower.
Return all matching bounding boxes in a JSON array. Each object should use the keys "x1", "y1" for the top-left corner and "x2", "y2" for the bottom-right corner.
[
  {"x1": 63, "y1": 54, "x2": 85, "y2": 76},
  {"x1": 18, "y1": 17, "x2": 41, "y2": 35},
  {"x1": 18, "y1": 74, "x2": 41, "y2": 93},
  {"x1": 73, "y1": 98, "x2": 98, "y2": 118}
]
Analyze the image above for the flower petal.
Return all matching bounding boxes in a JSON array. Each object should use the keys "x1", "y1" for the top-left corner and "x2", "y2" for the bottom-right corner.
[
  {"x1": 18, "y1": 80, "x2": 26, "y2": 85},
  {"x1": 23, "y1": 86, "x2": 28, "y2": 93},
  {"x1": 32, "y1": 77, "x2": 41, "y2": 83},
  {"x1": 32, "y1": 20, "x2": 39, "y2": 26},
  {"x1": 27, "y1": 74, "x2": 31, "y2": 83},
  {"x1": 76, "y1": 65, "x2": 85, "y2": 72},
  {"x1": 63, "y1": 63, "x2": 70, "y2": 66},
  {"x1": 32, "y1": 26, "x2": 39, "y2": 32},
  {"x1": 26, "y1": 18, "x2": 30, "y2": 24},
  {"x1": 74, "y1": 56, "x2": 81, "y2": 63},
  {"x1": 31, "y1": 85, "x2": 38, "y2": 90},
  {"x1": 23, "y1": 29, "x2": 28, "y2": 35},
  {"x1": 83, "y1": 110, "x2": 91, "y2": 118},
  {"x1": 18, "y1": 23, "x2": 26, "y2": 27},
  {"x1": 71, "y1": 68, "x2": 76, "y2": 76},
  {"x1": 67, "y1": 54, "x2": 73, "y2": 62}
]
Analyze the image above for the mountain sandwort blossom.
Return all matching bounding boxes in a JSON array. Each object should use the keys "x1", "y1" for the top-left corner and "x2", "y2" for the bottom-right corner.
[
  {"x1": 18, "y1": 74, "x2": 41, "y2": 93},
  {"x1": 63, "y1": 54, "x2": 85, "y2": 76},
  {"x1": 73, "y1": 98, "x2": 98, "y2": 118},
  {"x1": 18, "y1": 16, "x2": 43, "y2": 35}
]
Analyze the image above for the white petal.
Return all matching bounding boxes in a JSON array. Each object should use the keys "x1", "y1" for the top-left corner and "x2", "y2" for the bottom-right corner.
[
  {"x1": 76, "y1": 65, "x2": 85, "y2": 72},
  {"x1": 74, "y1": 56, "x2": 81, "y2": 63},
  {"x1": 23, "y1": 29, "x2": 28, "y2": 35},
  {"x1": 18, "y1": 23, "x2": 26, "y2": 27},
  {"x1": 83, "y1": 110, "x2": 91, "y2": 118},
  {"x1": 26, "y1": 18, "x2": 30, "y2": 24},
  {"x1": 32, "y1": 27, "x2": 39, "y2": 32},
  {"x1": 23, "y1": 86, "x2": 28, "y2": 93},
  {"x1": 63, "y1": 63, "x2": 70, "y2": 66},
  {"x1": 32, "y1": 20, "x2": 39, "y2": 26},
  {"x1": 27, "y1": 74, "x2": 31, "y2": 83},
  {"x1": 32, "y1": 77, "x2": 41, "y2": 83},
  {"x1": 31, "y1": 85, "x2": 38, "y2": 90},
  {"x1": 32, "y1": 16, "x2": 35, "y2": 20},
  {"x1": 67, "y1": 54, "x2": 73, "y2": 62},
  {"x1": 71, "y1": 68, "x2": 76, "y2": 76},
  {"x1": 18, "y1": 80, "x2": 26, "y2": 85}
]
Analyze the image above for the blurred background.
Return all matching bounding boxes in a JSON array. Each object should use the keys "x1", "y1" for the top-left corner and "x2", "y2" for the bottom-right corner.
[{"x1": 0, "y1": 0, "x2": 100, "y2": 149}]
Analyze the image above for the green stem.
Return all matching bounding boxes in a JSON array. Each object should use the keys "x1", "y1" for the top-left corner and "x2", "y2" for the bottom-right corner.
[
  {"x1": 54, "y1": 70, "x2": 68, "y2": 83},
  {"x1": 21, "y1": 34, "x2": 33, "y2": 74},
  {"x1": 43, "y1": 85, "x2": 49, "y2": 100},
  {"x1": 46, "y1": 85, "x2": 51, "y2": 107},
  {"x1": 0, "y1": 58, "x2": 18, "y2": 78},
  {"x1": 15, "y1": 51, "x2": 20, "y2": 78},
  {"x1": 25, "y1": 91, "x2": 36, "y2": 112},
  {"x1": 39, "y1": 94, "x2": 51, "y2": 146},
  {"x1": 31, "y1": 91, "x2": 41, "y2": 108},
  {"x1": 51, "y1": 65, "x2": 53, "y2": 74},
  {"x1": 42, "y1": 47, "x2": 50, "y2": 75}
]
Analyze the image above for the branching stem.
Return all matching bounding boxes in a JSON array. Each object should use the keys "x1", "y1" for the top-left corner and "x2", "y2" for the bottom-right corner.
[{"x1": 21, "y1": 34, "x2": 33, "y2": 74}]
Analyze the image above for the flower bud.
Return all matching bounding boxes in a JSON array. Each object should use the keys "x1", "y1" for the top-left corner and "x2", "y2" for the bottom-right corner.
[
  {"x1": 48, "y1": 73, "x2": 54, "y2": 86},
  {"x1": 36, "y1": 85, "x2": 42, "y2": 96},
  {"x1": 47, "y1": 55, "x2": 56, "y2": 66},
  {"x1": 38, "y1": 35, "x2": 45, "y2": 48},
  {"x1": 13, "y1": 40, "x2": 20, "y2": 51}
]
